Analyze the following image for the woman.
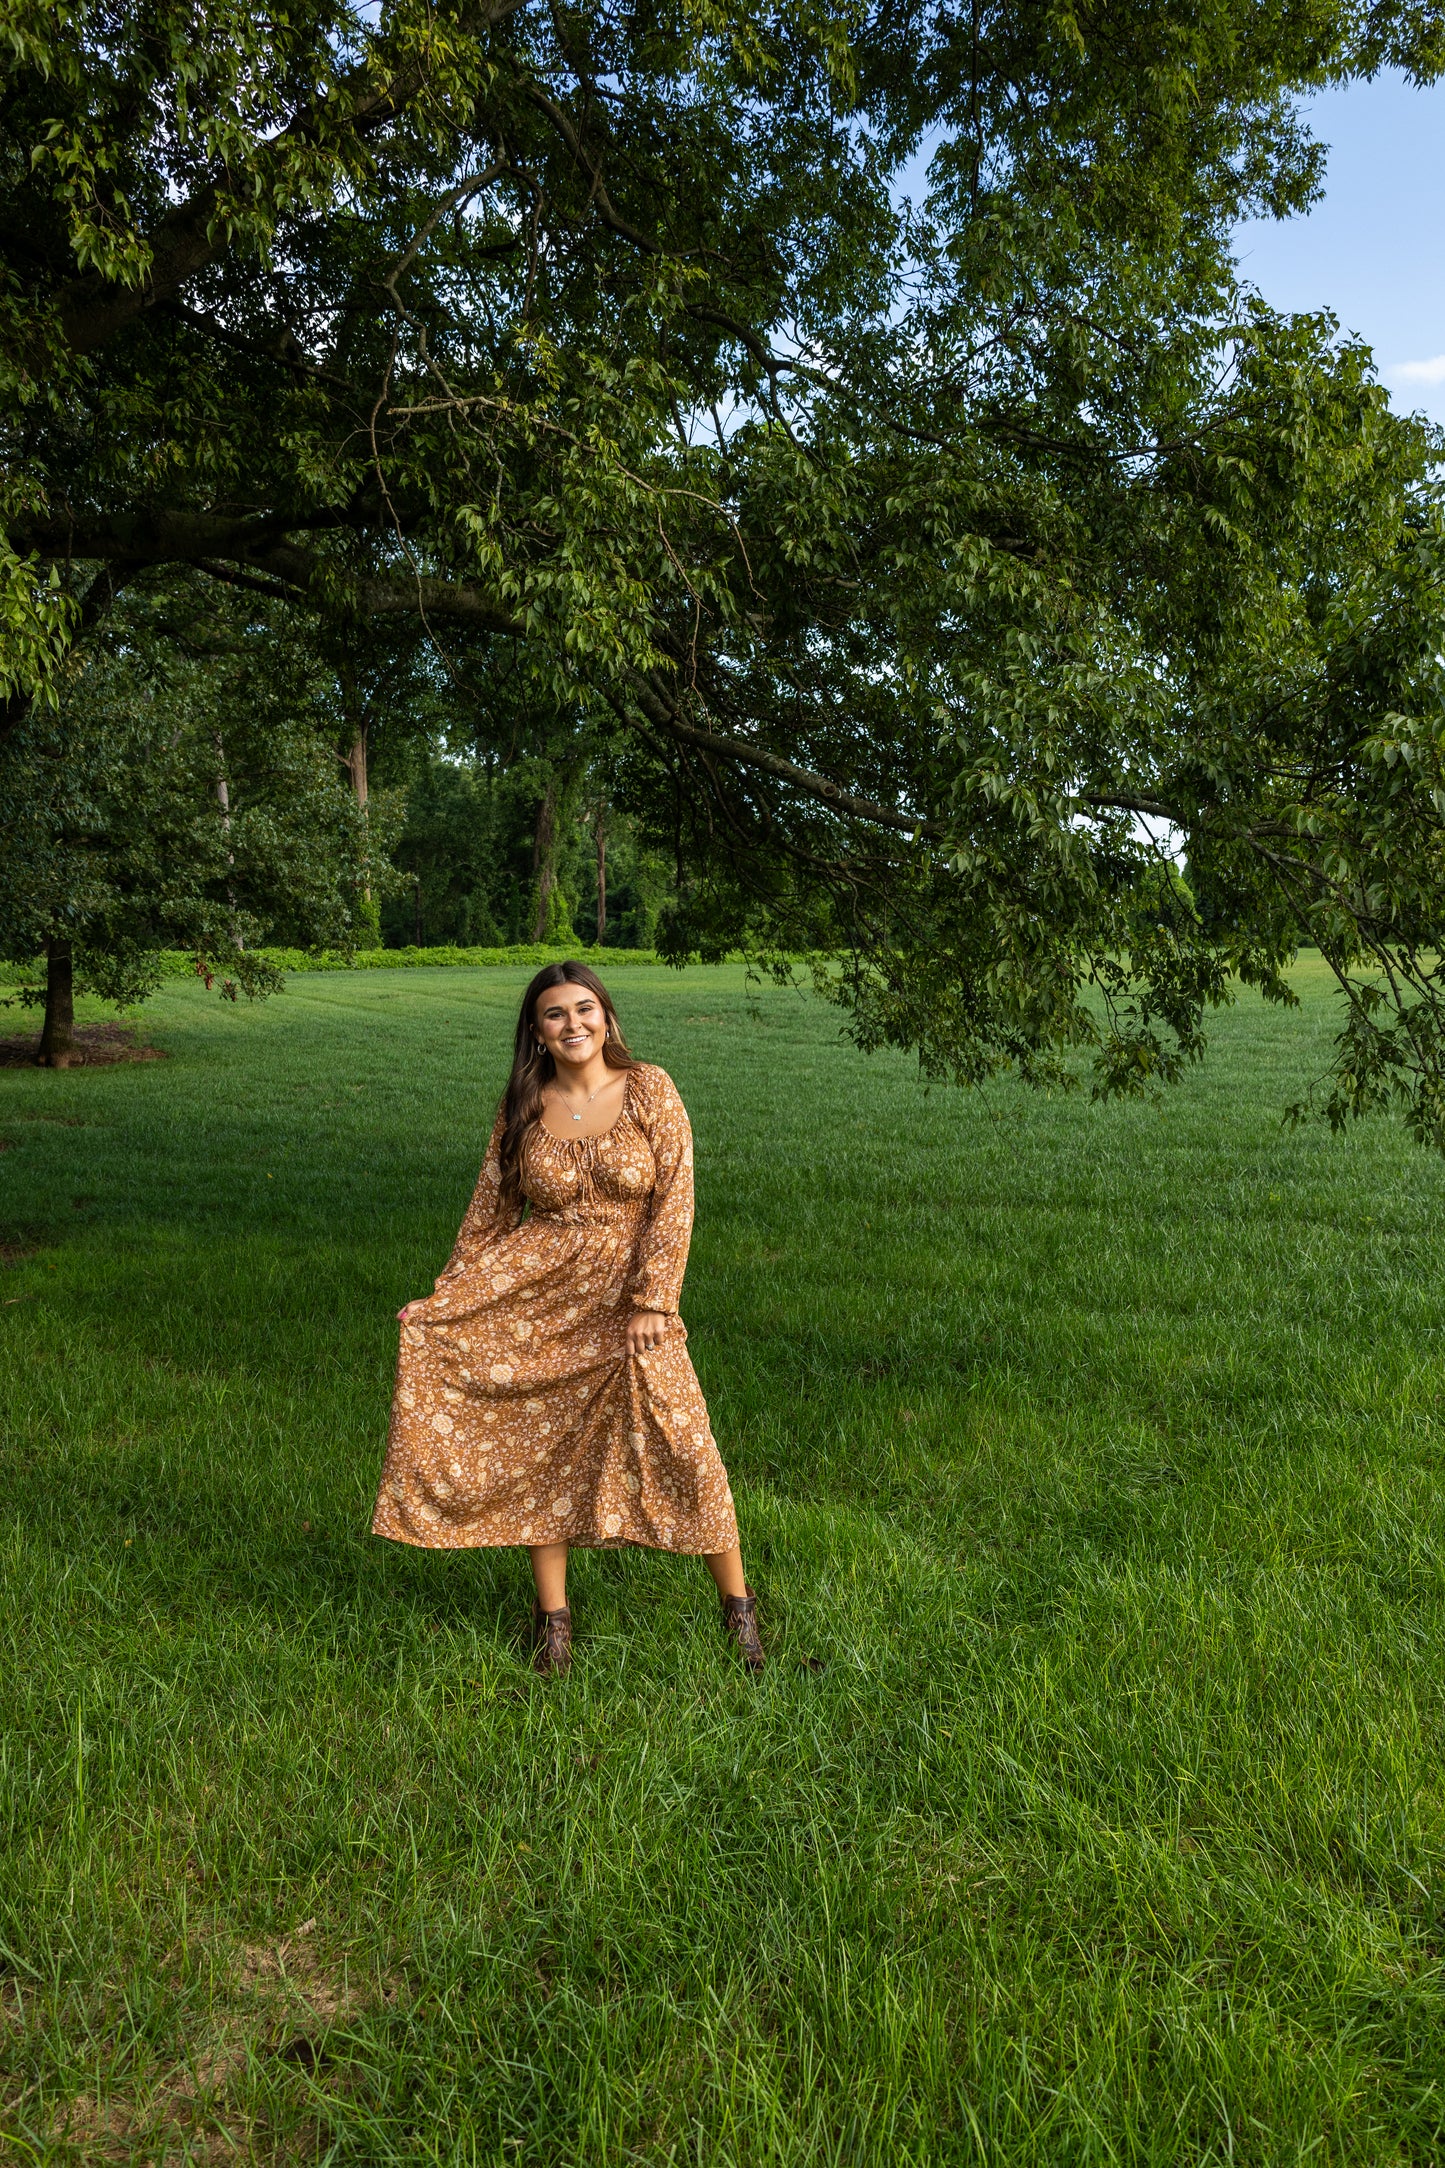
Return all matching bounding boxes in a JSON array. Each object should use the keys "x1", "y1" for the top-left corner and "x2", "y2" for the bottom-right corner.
[{"x1": 371, "y1": 962, "x2": 764, "y2": 1679}]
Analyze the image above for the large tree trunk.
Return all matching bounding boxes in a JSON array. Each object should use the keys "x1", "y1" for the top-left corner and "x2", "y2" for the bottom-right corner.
[
  {"x1": 532, "y1": 778, "x2": 558, "y2": 942},
  {"x1": 37, "y1": 938, "x2": 75, "y2": 1068},
  {"x1": 595, "y1": 798, "x2": 607, "y2": 946}
]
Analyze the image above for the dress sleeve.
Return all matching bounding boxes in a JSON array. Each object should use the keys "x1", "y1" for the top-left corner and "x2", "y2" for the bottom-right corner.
[
  {"x1": 435, "y1": 1107, "x2": 519, "y2": 1286},
  {"x1": 631, "y1": 1068, "x2": 695, "y2": 1315}
]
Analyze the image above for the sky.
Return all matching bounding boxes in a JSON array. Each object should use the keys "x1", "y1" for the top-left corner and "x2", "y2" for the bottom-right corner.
[{"x1": 1232, "y1": 71, "x2": 1445, "y2": 424}]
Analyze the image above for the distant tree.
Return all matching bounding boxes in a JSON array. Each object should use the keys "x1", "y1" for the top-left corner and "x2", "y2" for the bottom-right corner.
[
  {"x1": 0, "y1": 583, "x2": 384, "y2": 1063},
  {"x1": 6, "y1": 3, "x2": 1445, "y2": 1135},
  {"x1": 583, "y1": 801, "x2": 673, "y2": 951},
  {"x1": 383, "y1": 750, "x2": 672, "y2": 949},
  {"x1": 383, "y1": 756, "x2": 533, "y2": 948},
  {"x1": 317, "y1": 620, "x2": 458, "y2": 942}
]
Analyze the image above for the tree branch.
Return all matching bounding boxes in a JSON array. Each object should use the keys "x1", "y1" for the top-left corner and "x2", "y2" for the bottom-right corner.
[
  {"x1": 163, "y1": 302, "x2": 362, "y2": 394},
  {"x1": 632, "y1": 678, "x2": 1187, "y2": 843},
  {"x1": 521, "y1": 85, "x2": 659, "y2": 255},
  {"x1": 49, "y1": 10, "x2": 523, "y2": 357},
  {"x1": 353, "y1": 572, "x2": 523, "y2": 634},
  {"x1": 628, "y1": 678, "x2": 947, "y2": 839},
  {"x1": 192, "y1": 559, "x2": 303, "y2": 604},
  {"x1": 1081, "y1": 790, "x2": 1184, "y2": 824},
  {"x1": 16, "y1": 508, "x2": 526, "y2": 635}
]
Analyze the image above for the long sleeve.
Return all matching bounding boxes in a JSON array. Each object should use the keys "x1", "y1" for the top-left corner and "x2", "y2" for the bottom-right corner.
[
  {"x1": 631, "y1": 1069, "x2": 695, "y2": 1315},
  {"x1": 435, "y1": 1108, "x2": 520, "y2": 1288}
]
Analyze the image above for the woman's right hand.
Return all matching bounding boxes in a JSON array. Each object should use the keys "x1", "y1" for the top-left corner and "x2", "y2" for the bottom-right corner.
[{"x1": 396, "y1": 1301, "x2": 426, "y2": 1324}]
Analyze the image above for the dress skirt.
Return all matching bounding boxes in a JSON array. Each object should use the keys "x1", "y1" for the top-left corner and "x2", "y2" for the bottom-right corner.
[{"x1": 371, "y1": 1064, "x2": 740, "y2": 1554}]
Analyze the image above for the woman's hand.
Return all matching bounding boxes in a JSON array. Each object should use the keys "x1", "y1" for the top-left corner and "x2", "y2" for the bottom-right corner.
[
  {"x1": 396, "y1": 1301, "x2": 427, "y2": 1324},
  {"x1": 626, "y1": 1310, "x2": 670, "y2": 1356}
]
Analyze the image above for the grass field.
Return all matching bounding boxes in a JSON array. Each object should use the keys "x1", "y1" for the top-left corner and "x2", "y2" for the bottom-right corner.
[{"x1": 3, "y1": 960, "x2": 1445, "y2": 2166}]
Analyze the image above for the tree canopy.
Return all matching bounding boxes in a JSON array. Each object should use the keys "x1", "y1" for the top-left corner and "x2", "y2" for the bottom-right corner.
[
  {"x1": 0, "y1": 578, "x2": 388, "y2": 1057},
  {"x1": 6, "y1": 1, "x2": 1445, "y2": 1130}
]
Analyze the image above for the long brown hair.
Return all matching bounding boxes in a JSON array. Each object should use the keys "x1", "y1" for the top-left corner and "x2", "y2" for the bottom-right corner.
[{"x1": 497, "y1": 962, "x2": 639, "y2": 1212}]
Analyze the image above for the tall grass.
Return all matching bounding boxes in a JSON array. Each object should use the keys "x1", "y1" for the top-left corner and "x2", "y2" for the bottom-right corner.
[{"x1": 2, "y1": 960, "x2": 1444, "y2": 2164}]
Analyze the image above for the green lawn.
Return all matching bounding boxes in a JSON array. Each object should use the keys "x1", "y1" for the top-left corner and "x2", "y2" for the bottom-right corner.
[{"x1": 3, "y1": 961, "x2": 1445, "y2": 2165}]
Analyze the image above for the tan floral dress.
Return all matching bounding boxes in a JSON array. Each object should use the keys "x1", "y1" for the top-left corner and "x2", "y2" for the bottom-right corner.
[{"x1": 371, "y1": 1064, "x2": 739, "y2": 1555}]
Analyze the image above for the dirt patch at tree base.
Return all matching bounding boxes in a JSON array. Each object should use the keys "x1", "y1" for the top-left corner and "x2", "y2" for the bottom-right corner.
[{"x1": 0, "y1": 1022, "x2": 166, "y2": 1067}]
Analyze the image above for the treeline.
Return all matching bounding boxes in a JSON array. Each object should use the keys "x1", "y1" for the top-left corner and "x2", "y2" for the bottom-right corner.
[{"x1": 384, "y1": 758, "x2": 672, "y2": 954}]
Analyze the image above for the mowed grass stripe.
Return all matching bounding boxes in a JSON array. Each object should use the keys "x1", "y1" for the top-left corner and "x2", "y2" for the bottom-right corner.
[{"x1": 2, "y1": 960, "x2": 1444, "y2": 2164}]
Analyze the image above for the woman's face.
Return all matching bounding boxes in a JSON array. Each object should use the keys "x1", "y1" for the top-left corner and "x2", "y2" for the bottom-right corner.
[{"x1": 534, "y1": 982, "x2": 608, "y2": 1068}]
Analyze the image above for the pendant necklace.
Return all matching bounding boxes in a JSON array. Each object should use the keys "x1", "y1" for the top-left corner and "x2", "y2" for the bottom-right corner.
[{"x1": 570, "y1": 1080, "x2": 607, "y2": 1122}]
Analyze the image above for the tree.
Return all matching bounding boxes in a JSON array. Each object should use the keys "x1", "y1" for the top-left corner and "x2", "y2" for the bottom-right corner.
[
  {"x1": 383, "y1": 747, "x2": 669, "y2": 948},
  {"x1": 5, "y1": 3, "x2": 1445, "y2": 1133},
  {"x1": 0, "y1": 581, "x2": 383, "y2": 1062},
  {"x1": 384, "y1": 755, "x2": 533, "y2": 947},
  {"x1": 317, "y1": 619, "x2": 454, "y2": 942}
]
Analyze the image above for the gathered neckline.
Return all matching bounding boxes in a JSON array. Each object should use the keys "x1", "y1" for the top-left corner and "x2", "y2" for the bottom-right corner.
[{"x1": 534, "y1": 1064, "x2": 638, "y2": 1147}]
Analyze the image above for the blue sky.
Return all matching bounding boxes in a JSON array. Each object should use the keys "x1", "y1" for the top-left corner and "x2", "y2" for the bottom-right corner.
[{"x1": 1233, "y1": 70, "x2": 1445, "y2": 424}]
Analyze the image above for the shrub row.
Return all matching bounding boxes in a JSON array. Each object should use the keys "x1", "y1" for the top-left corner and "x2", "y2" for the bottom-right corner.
[
  {"x1": 0, "y1": 944, "x2": 665, "y2": 988},
  {"x1": 173, "y1": 943, "x2": 664, "y2": 975}
]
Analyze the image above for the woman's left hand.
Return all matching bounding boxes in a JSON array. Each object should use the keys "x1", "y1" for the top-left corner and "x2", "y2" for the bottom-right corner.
[
  {"x1": 626, "y1": 1310, "x2": 670, "y2": 1356},
  {"x1": 396, "y1": 1301, "x2": 427, "y2": 1324}
]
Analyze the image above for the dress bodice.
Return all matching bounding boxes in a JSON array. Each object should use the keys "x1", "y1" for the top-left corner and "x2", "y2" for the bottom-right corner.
[
  {"x1": 521, "y1": 1097, "x2": 657, "y2": 1220},
  {"x1": 437, "y1": 1062, "x2": 696, "y2": 1316}
]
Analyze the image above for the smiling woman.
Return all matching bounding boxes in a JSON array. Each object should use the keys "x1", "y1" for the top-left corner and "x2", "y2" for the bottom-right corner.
[{"x1": 372, "y1": 961, "x2": 763, "y2": 1679}]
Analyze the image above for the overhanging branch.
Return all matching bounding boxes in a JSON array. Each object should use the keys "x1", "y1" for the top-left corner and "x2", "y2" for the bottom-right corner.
[
  {"x1": 354, "y1": 572, "x2": 523, "y2": 634},
  {"x1": 629, "y1": 678, "x2": 947, "y2": 839},
  {"x1": 633, "y1": 680, "x2": 1189, "y2": 843},
  {"x1": 16, "y1": 507, "x2": 525, "y2": 635}
]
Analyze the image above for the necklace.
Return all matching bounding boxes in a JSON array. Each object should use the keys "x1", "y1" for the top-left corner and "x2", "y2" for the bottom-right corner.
[{"x1": 566, "y1": 1078, "x2": 609, "y2": 1122}]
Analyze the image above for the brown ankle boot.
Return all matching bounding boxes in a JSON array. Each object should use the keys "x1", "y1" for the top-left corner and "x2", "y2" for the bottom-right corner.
[
  {"x1": 531, "y1": 1600, "x2": 572, "y2": 1678},
  {"x1": 720, "y1": 1586, "x2": 765, "y2": 1676}
]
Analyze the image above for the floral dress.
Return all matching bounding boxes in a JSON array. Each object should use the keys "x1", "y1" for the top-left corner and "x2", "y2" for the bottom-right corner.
[{"x1": 371, "y1": 1064, "x2": 739, "y2": 1555}]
